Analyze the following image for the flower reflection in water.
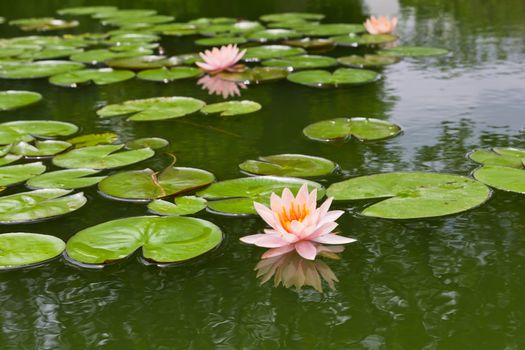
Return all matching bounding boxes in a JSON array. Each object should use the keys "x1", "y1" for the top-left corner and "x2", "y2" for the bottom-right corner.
[
  {"x1": 255, "y1": 244, "x2": 344, "y2": 292},
  {"x1": 197, "y1": 75, "x2": 247, "y2": 99}
]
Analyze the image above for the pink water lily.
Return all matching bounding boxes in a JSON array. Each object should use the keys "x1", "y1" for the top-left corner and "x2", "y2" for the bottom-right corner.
[
  {"x1": 240, "y1": 184, "x2": 356, "y2": 260},
  {"x1": 196, "y1": 44, "x2": 246, "y2": 74},
  {"x1": 364, "y1": 16, "x2": 398, "y2": 35}
]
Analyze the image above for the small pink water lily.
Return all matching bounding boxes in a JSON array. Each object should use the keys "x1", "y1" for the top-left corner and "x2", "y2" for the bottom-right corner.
[
  {"x1": 240, "y1": 184, "x2": 356, "y2": 260},
  {"x1": 364, "y1": 16, "x2": 398, "y2": 35},
  {"x1": 196, "y1": 44, "x2": 246, "y2": 74}
]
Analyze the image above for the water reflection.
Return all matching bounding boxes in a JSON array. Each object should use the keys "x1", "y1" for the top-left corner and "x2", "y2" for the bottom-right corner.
[
  {"x1": 254, "y1": 244, "x2": 345, "y2": 292},
  {"x1": 197, "y1": 75, "x2": 247, "y2": 99}
]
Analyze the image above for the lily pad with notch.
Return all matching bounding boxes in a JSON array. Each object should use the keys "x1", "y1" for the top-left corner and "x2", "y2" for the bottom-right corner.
[
  {"x1": 239, "y1": 154, "x2": 336, "y2": 177},
  {"x1": 468, "y1": 147, "x2": 525, "y2": 168},
  {"x1": 337, "y1": 54, "x2": 400, "y2": 68},
  {"x1": 331, "y1": 34, "x2": 397, "y2": 47},
  {"x1": 126, "y1": 137, "x2": 169, "y2": 150},
  {"x1": 194, "y1": 36, "x2": 247, "y2": 46},
  {"x1": 218, "y1": 67, "x2": 288, "y2": 84},
  {"x1": 283, "y1": 38, "x2": 335, "y2": 50},
  {"x1": 49, "y1": 68, "x2": 135, "y2": 87},
  {"x1": 148, "y1": 196, "x2": 207, "y2": 216},
  {"x1": 201, "y1": 100, "x2": 261, "y2": 116},
  {"x1": 262, "y1": 55, "x2": 337, "y2": 70},
  {"x1": 0, "y1": 90, "x2": 42, "y2": 111},
  {"x1": 9, "y1": 18, "x2": 79, "y2": 32},
  {"x1": 287, "y1": 68, "x2": 380, "y2": 88},
  {"x1": 243, "y1": 45, "x2": 305, "y2": 62},
  {"x1": 69, "y1": 48, "x2": 153, "y2": 64},
  {"x1": 0, "y1": 233, "x2": 65, "y2": 269},
  {"x1": 0, "y1": 162, "x2": 46, "y2": 187},
  {"x1": 303, "y1": 117, "x2": 401, "y2": 142},
  {"x1": 67, "y1": 133, "x2": 119, "y2": 148},
  {"x1": 378, "y1": 46, "x2": 449, "y2": 57},
  {"x1": 247, "y1": 29, "x2": 301, "y2": 42},
  {"x1": 104, "y1": 55, "x2": 176, "y2": 70},
  {"x1": 57, "y1": 6, "x2": 118, "y2": 16},
  {"x1": 297, "y1": 23, "x2": 365, "y2": 36},
  {"x1": 473, "y1": 166, "x2": 525, "y2": 194},
  {"x1": 10, "y1": 140, "x2": 71, "y2": 158},
  {"x1": 260, "y1": 13, "x2": 325, "y2": 23},
  {"x1": 137, "y1": 67, "x2": 202, "y2": 82},
  {"x1": 1, "y1": 120, "x2": 78, "y2": 138},
  {"x1": 0, "y1": 60, "x2": 84, "y2": 79},
  {"x1": 27, "y1": 169, "x2": 105, "y2": 190}
]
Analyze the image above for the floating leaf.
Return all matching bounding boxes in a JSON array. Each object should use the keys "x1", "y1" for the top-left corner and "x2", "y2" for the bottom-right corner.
[
  {"x1": 49, "y1": 68, "x2": 135, "y2": 87},
  {"x1": 126, "y1": 137, "x2": 169, "y2": 150},
  {"x1": 66, "y1": 216, "x2": 222, "y2": 265},
  {"x1": 331, "y1": 34, "x2": 397, "y2": 47},
  {"x1": 0, "y1": 162, "x2": 46, "y2": 186},
  {"x1": 93, "y1": 9, "x2": 157, "y2": 20},
  {"x1": 247, "y1": 29, "x2": 300, "y2": 42},
  {"x1": 58, "y1": 6, "x2": 118, "y2": 16},
  {"x1": 218, "y1": 67, "x2": 288, "y2": 84},
  {"x1": 137, "y1": 67, "x2": 202, "y2": 82},
  {"x1": 19, "y1": 46, "x2": 83, "y2": 60},
  {"x1": 283, "y1": 38, "x2": 335, "y2": 50},
  {"x1": 26, "y1": 169, "x2": 105, "y2": 190},
  {"x1": 195, "y1": 36, "x2": 247, "y2": 46},
  {"x1": 67, "y1": 133, "x2": 119, "y2": 148},
  {"x1": 152, "y1": 23, "x2": 198, "y2": 36},
  {"x1": 201, "y1": 100, "x2": 261, "y2": 116},
  {"x1": 473, "y1": 166, "x2": 525, "y2": 194},
  {"x1": 102, "y1": 15, "x2": 174, "y2": 27},
  {"x1": 327, "y1": 172, "x2": 491, "y2": 219},
  {"x1": 0, "y1": 154, "x2": 22, "y2": 167},
  {"x1": 337, "y1": 54, "x2": 400, "y2": 68},
  {"x1": 1, "y1": 120, "x2": 78, "y2": 138},
  {"x1": 287, "y1": 68, "x2": 380, "y2": 88},
  {"x1": 10, "y1": 18, "x2": 79, "y2": 31},
  {"x1": 0, "y1": 189, "x2": 87, "y2": 224},
  {"x1": 260, "y1": 13, "x2": 325, "y2": 22},
  {"x1": 243, "y1": 45, "x2": 305, "y2": 62},
  {"x1": 239, "y1": 154, "x2": 336, "y2": 177},
  {"x1": 0, "y1": 233, "x2": 65, "y2": 269},
  {"x1": 10, "y1": 140, "x2": 71, "y2": 158},
  {"x1": 0, "y1": 125, "x2": 34, "y2": 145},
  {"x1": 378, "y1": 46, "x2": 449, "y2": 57},
  {"x1": 98, "y1": 167, "x2": 215, "y2": 201},
  {"x1": 303, "y1": 117, "x2": 401, "y2": 142},
  {"x1": 0, "y1": 90, "x2": 42, "y2": 111},
  {"x1": 148, "y1": 196, "x2": 207, "y2": 216},
  {"x1": 70, "y1": 48, "x2": 153, "y2": 64},
  {"x1": 262, "y1": 55, "x2": 337, "y2": 70},
  {"x1": 0, "y1": 60, "x2": 84, "y2": 79},
  {"x1": 106, "y1": 33, "x2": 160, "y2": 45},
  {"x1": 197, "y1": 176, "x2": 325, "y2": 215},
  {"x1": 53, "y1": 145, "x2": 154, "y2": 170},
  {"x1": 468, "y1": 148, "x2": 525, "y2": 168},
  {"x1": 104, "y1": 55, "x2": 178, "y2": 70},
  {"x1": 198, "y1": 21, "x2": 264, "y2": 36},
  {"x1": 97, "y1": 96, "x2": 206, "y2": 121},
  {"x1": 297, "y1": 23, "x2": 365, "y2": 36}
]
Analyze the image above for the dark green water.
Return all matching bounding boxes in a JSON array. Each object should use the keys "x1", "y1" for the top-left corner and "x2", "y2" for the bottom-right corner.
[{"x1": 1, "y1": 0, "x2": 524, "y2": 349}]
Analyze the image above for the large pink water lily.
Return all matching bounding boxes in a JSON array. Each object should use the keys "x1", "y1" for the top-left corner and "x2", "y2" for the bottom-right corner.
[
  {"x1": 240, "y1": 184, "x2": 356, "y2": 260},
  {"x1": 364, "y1": 16, "x2": 398, "y2": 35},
  {"x1": 196, "y1": 44, "x2": 246, "y2": 74}
]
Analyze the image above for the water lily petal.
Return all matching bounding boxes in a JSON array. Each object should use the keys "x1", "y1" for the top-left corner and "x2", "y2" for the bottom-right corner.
[
  {"x1": 312, "y1": 234, "x2": 356, "y2": 245},
  {"x1": 240, "y1": 233, "x2": 289, "y2": 248},
  {"x1": 261, "y1": 244, "x2": 295, "y2": 259},
  {"x1": 295, "y1": 240, "x2": 317, "y2": 260}
]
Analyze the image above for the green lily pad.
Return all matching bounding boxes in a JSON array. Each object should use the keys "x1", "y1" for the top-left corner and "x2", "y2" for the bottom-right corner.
[
  {"x1": 239, "y1": 154, "x2": 336, "y2": 177},
  {"x1": 1, "y1": 120, "x2": 78, "y2": 138},
  {"x1": 109, "y1": 43, "x2": 159, "y2": 52},
  {"x1": 0, "y1": 126, "x2": 34, "y2": 145},
  {"x1": 98, "y1": 167, "x2": 215, "y2": 201},
  {"x1": 10, "y1": 140, "x2": 71, "y2": 158},
  {"x1": 137, "y1": 67, "x2": 202, "y2": 82},
  {"x1": 283, "y1": 38, "x2": 336, "y2": 50},
  {"x1": 26, "y1": 169, "x2": 105, "y2": 190},
  {"x1": 197, "y1": 176, "x2": 325, "y2": 215},
  {"x1": 151, "y1": 23, "x2": 198, "y2": 36},
  {"x1": 0, "y1": 162, "x2": 46, "y2": 186},
  {"x1": 67, "y1": 133, "x2": 119, "y2": 148},
  {"x1": 106, "y1": 33, "x2": 160, "y2": 45},
  {"x1": 49, "y1": 68, "x2": 135, "y2": 87},
  {"x1": 378, "y1": 46, "x2": 449, "y2": 57},
  {"x1": 0, "y1": 189, "x2": 87, "y2": 224},
  {"x1": 102, "y1": 15, "x2": 174, "y2": 27},
  {"x1": 10, "y1": 18, "x2": 79, "y2": 32},
  {"x1": 0, "y1": 91, "x2": 42, "y2": 111},
  {"x1": 243, "y1": 45, "x2": 305, "y2": 62},
  {"x1": 247, "y1": 29, "x2": 300, "y2": 42},
  {"x1": 0, "y1": 233, "x2": 65, "y2": 269},
  {"x1": 58, "y1": 6, "x2": 118, "y2": 16},
  {"x1": 260, "y1": 13, "x2": 325, "y2": 22},
  {"x1": 287, "y1": 68, "x2": 380, "y2": 88},
  {"x1": 19, "y1": 46, "x2": 83, "y2": 60},
  {"x1": 468, "y1": 148, "x2": 525, "y2": 168},
  {"x1": 97, "y1": 96, "x2": 206, "y2": 121},
  {"x1": 169, "y1": 53, "x2": 200, "y2": 65},
  {"x1": 148, "y1": 196, "x2": 207, "y2": 216},
  {"x1": 297, "y1": 23, "x2": 365, "y2": 36},
  {"x1": 303, "y1": 117, "x2": 402, "y2": 142},
  {"x1": 262, "y1": 55, "x2": 337, "y2": 70},
  {"x1": 195, "y1": 36, "x2": 247, "y2": 46},
  {"x1": 69, "y1": 48, "x2": 153, "y2": 64},
  {"x1": 66, "y1": 216, "x2": 222, "y2": 265},
  {"x1": 126, "y1": 137, "x2": 169, "y2": 150},
  {"x1": 189, "y1": 17, "x2": 236, "y2": 26},
  {"x1": 0, "y1": 154, "x2": 22, "y2": 167},
  {"x1": 332, "y1": 34, "x2": 398, "y2": 47},
  {"x1": 53, "y1": 145, "x2": 154, "y2": 170},
  {"x1": 267, "y1": 20, "x2": 319, "y2": 29},
  {"x1": 201, "y1": 100, "x2": 261, "y2": 116},
  {"x1": 337, "y1": 54, "x2": 400, "y2": 68},
  {"x1": 93, "y1": 9, "x2": 157, "y2": 20},
  {"x1": 198, "y1": 21, "x2": 264, "y2": 36},
  {"x1": 0, "y1": 60, "x2": 84, "y2": 79},
  {"x1": 473, "y1": 166, "x2": 525, "y2": 194},
  {"x1": 104, "y1": 55, "x2": 177, "y2": 70},
  {"x1": 327, "y1": 172, "x2": 491, "y2": 219},
  {"x1": 218, "y1": 67, "x2": 288, "y2": 84}
]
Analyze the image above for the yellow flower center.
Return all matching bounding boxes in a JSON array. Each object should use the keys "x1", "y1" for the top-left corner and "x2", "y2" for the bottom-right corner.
[{"x1": 278, "y1": 203, "x2": 309, "y2": 232}]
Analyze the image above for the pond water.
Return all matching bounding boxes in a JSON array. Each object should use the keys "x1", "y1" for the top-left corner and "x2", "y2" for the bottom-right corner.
[{"x1": 1, "y1": 0, "x2": 524, "y2": 349}]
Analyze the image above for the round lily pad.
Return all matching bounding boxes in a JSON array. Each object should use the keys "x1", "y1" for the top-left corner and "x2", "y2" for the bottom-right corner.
[
  {"x1": 247, "y1": 29, "x2": 300, "y2": 42},
  {"x1": 0, "y1": 189, "x2": 87, "y2": 224},
  {"x1": 262, "y1": 55, "x2": 337, "y2": 70},
  {"x1": 0, "y1": 60, "x2": 84, "y2": 79},
  {"x1": 0, "y1": 154, "x2": 22, "y2": 167},
  {"x1": 19, "y1": 46, "x2": 83, "y2": 60},
  {"x1": 104, "y1": 55, "x2": 176, "y2": 70},
  {"x1": 327, "y1": 172, "x2": 491, "y2": 219},
  {"x1": 332, "y1": 34, "x2": 398, "y2": 47},
  {"x1": 0, "y1": 162, "x2": 46, "y2": 187},
  {"x1": 303, "y1": 117, "x2": 401, "y2": 142},
  {"x1": 26, "y1": 169, "x2": 105, "y2": 190},
  {"x1": 0, "y1": 125, "x2": 34, "y2": 145},
  {"x1": 53, "y1": 144, "x2": 154, "y2": 170},
  {"x1": 201, "y1": 100, "x2": 261, "y2": 116},
  {"x1": 93, "y1": 9, "x2": 157, "y2": 20},
  {"x1": 106, "y1": 33, "x2": 160, "y2": 45},
  {"x1": 337, "y1": 54, "x2": 400, "y2": 68},
  {"x1": 148, "y1": 196, "x2": 207, "y2": 216},
  {"x1": 102, "y1": 15, "x2": 174, "y2": 27},
  {"x1": 260, "y1": 13, "x2": 325, "y2": 22},
  {"x1": 66, "y1": 216, "x2": 222, "y2": 266},
  {"x1": 137, "y1": 67, "x2": 202, "y2": 82},
  {"x1": 243, "y1": 45, "x2": 305, "y2": 62},
  {"x1": 98, "y1": 167, "x2": 215, "y2": 201},
  {"x1": 239, "y1": 154, "x2": 336, "y2": 177},
  {"x1": 197, "y1": 176, "x2": 325, "y2": 215},
  {"x1": 57, "y1": 6, "x2": 118, "y2": 16},
  {"x1": 378, "y1": 46, "x2": 449, "y2": 57},
  {"x1": 0, "y1": 233, "x2": 65, "y2": 269},
  {"x1": 1, "y1": 120, "x2": 78, "y2": 138},
  {"x1": 0, "y1": 91, "x2": 42, "y2": 111},
  {"x1": 70, "y1": 48, "x2": 153, "y2": 64},
  {"x1": 297, "y1": 23, "x2": 365, "y2": 36},
  {"x1": 218, "y1": 67, "x2": 288, "y2": 84},
  {"x1": 195, "y1": 36, "x2": 247, "y2": 46},
  {"x1": 67, "y1": 133, "x2": 119, "y2": 148},
  {"x1": 10, "y1": 140, "x2": 71, "y2": 158},
  {"x1": 473, "y1": 166, "x2": 525, "y2": 194},
  {"x1": 283, "y1": 38, "x2": 336, "y2": 50},
  {"x1": 152, "y1": 23, "x2": 198, "y2": 36},
  {"x1": 97, "y1": 96, "x2": 206, "y2": 121},
  {"x1": 10, "y1": 18, "x2": 79, "y2": 31},
  {"x1": 126, "y1": 137, "x2": 169, "y2": 150},
  {"x1": 287, "y1": 68, "x2": 380, "y2": 88},
  {"x1": 49, "y1": 68, "x2": 135, "y2": 87},
  {"x1": 198, "y1": 21, "x2": 264, "y2": 36},
  {"x1": 468, "y1": 148, "x2": 525, "y2": 168}
]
